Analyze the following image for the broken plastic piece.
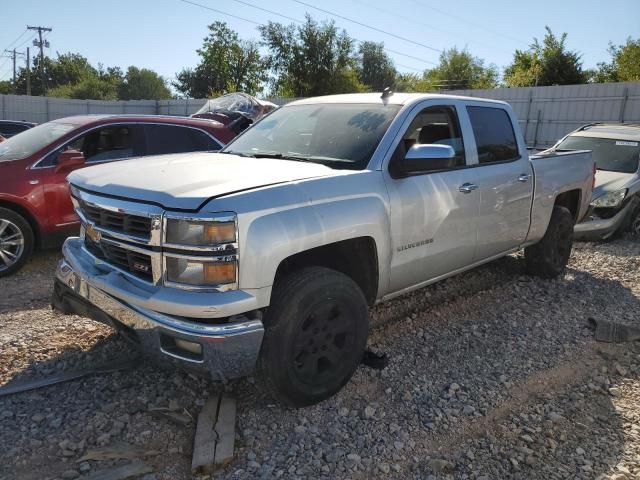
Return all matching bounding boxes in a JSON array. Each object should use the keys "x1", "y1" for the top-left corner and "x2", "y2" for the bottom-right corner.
[{"x1": 588, "y1": 317, "x2": 640, "y2": 343}]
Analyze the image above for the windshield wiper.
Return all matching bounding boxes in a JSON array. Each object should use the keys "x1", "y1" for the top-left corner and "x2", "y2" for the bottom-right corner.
[
  {"x1": 220, "y1": 150, "x2": 255, "y2": 158},
  {"x1": 252, "y1": 152, "x2": 353, "y2": 166},
  {"x1": 253, "y1": 152, "x2": 314, "y2": 163}
]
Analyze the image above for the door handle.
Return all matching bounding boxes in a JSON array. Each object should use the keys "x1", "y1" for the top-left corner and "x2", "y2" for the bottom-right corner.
[
  {"x1": 459, "y1": 183, "x2": 478, "y2": 194},
  {"x1": 518, "y1": 173, "x2": 531, "y2": 182}
]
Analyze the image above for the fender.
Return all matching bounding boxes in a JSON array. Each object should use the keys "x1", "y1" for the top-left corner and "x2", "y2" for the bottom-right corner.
[
  {"x1": 0, "y1": 192, "x2": 46, "y2": 239},
  {"x1": 204, "y1": 171, "x2": 392, "y2": 296}
]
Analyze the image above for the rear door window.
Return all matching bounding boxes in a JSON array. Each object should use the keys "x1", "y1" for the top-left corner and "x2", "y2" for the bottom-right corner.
[
  {"x1": 467, "y1": 106, "x2": 519, "y2": 164},
  {"x1": 144, "y1": 125, "x2": 221, "y2": 155}
]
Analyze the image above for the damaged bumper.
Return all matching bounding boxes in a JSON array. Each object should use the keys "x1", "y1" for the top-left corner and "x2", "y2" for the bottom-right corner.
[
  {"x1": 574, "y1": 197, "x2": 638, "y2": 241},
  {"x1": 52, "y1": 238, "x2": 264, "y2": 382}
]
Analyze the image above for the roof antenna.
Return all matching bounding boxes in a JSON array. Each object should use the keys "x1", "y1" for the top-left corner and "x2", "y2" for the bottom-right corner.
[{"x1": 381, "y1": 87, "x2": 393, "y2": 100}]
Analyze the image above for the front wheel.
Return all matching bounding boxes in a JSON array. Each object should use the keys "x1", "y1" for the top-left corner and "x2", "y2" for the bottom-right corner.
[
  {"x1": 627, "y1": 201, "x2": 640, "y2": 236},
  {"x1": 0, "y1": 207, "x2": 34, "y2": 278},
  {"x1": 258, "y1": 267, "x2": 369, "y2": 407},
  {"x1": 525, "y1": 206, "x2": 574, "y2": 279}
]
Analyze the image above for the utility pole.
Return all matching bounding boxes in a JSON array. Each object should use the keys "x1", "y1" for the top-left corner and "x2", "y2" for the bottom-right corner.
[
  {"x1": 27, "y1": 25, "x2": 52, "y2": 95},
  {"x1": 26, "y1": 47, "x2": 31, "y2": 96},
  {"x1": 3, "y1": 48, "x2": 25, "y2": 94}
]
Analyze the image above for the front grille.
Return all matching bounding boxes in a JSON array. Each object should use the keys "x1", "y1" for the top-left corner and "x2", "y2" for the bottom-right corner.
[
  {"x1": 85, "y1": 237, "x2": 153, "y2": 281},
  {"x1": 80, "y1": 201, "x2": 151, "y2": 239}
]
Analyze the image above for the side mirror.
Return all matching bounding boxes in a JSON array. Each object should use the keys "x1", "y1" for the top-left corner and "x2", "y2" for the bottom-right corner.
[
  {"x1": 399, "y1": 144, "x2": 457, "y2": 175},
  {"x1": 55, "y1": 149, "x2": 85, "y2": 173}
]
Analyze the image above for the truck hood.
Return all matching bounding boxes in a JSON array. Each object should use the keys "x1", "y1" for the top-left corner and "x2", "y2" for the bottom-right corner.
[
  {"x1": 593, "y1": 169, "x2": 637, "y2": 199},
  {"x1": 68, "y1": 152, "x2": 336, "y2": 210}
]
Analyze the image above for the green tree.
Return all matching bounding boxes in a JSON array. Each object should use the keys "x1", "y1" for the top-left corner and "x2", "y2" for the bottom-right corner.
[
  {"x1": 357, "y1": 41, "x2": 396, "y2": 91},
  {"x1": 0, "y1": 80, "x2": 12, "y2": 94},
  {"x1": 14, "y1": 52, "x2": 98, "y2": 96},
  {"x1": 259, "y1": 16, "x2": 365, "y2": 96},
  {"x1": 174, "y1": 22, "x2": 265, "y2": 98},
  {"x1": 424, "y1": 47, "x2": 498, "y2": 90},
  {"x1": 591, "y1": 37, "x2": 640, "y2": 83},
  {"x1": 48, "y1": 77, "x2": 118, "y2": 100},
  {"x1": 393, "y1": 72, "x2": 435, "y2": 92},
  {"x1": 504, "y1": 27, "x2": 586, "y2": 86},
  {"x1": 119, "y1": 66, "x2": 171, "y2": 100}
]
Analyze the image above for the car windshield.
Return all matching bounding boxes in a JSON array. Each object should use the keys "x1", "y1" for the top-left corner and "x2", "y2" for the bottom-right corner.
[
  {"x1": 222, "y1": 103, "x2": 401, "y2": 170},
  {"x1": 0, "y1": 121, "x2": 76, "y2": 162},
  {"x1": 557, "y1": 135, "x2": 640, "y2": 174}
]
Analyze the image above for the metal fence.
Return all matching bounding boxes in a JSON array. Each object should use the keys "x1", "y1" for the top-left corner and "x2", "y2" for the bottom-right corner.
[
  {"x1": 448, "y1": 82, "x2": 640, "y2": 147},
  {"x1": 1, "y1": 82, "x2": 639, "y2": 147}
]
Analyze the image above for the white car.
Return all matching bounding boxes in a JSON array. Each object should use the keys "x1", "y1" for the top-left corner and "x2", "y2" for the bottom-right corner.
[{"x1": 550, "y1": 123, "x2": 640, "y2": 239}]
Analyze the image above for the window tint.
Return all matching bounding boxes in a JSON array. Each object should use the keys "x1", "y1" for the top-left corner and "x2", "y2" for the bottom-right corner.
[
  {"x1": 77, "y1": 125, "x2": 138, "y2": 163},
  {"x1": 145, "y1": 125, "x2": 220, "y2": 155},
  {"x1": 467, "y1": 106, "x2": 519, "y2": 164},
  {"x1": 395, "y1": 105, "x2": 466, "y2": 167},
  {"x1": 0, "y1": 123, "x2": 29, "y2": 136}
]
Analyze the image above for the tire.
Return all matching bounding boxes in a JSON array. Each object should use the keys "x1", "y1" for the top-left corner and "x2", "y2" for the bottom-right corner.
[
  {"x1": 0, "y1": 207, "x2": 34, "y2": 278},
  {"x1": 258, "y1": 267, "x2": 369, "y2": 407},
  {"x1": 525, "y1": 206, "x2": 574, "y2": 279},
  {"x1": 626, "y1": 201, "x2": 640, "y2": 236}
]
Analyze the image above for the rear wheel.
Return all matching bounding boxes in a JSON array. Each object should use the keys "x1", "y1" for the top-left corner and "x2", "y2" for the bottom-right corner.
[
  {"x1": 258, "y1": 267, "x2": 369, "y2": 407},
  {"x1": 0, "y1": 208, "x2": 34, "y2": 278},
  {"x1": 525, "y1": 206, "x2": 574, "y2": 279}
]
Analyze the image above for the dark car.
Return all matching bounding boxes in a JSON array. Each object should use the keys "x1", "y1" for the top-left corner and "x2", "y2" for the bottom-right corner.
[
  {"x1": 0, "y1": 114, "x2": 238, "y2": 276},
  {"x1": 0, "y1": 120, "x2": 37, "y2": 138}
]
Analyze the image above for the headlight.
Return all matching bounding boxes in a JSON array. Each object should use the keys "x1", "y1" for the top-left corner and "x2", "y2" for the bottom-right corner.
[
  {"x1": 166, "y1": 256, "x2": 236, "y2": 287},
  {"x1": 165, "y1": 217, "x2": 236, "y2": 246},
  {"x1": 591, "y1": 189, "x2": 627, "y2": 208}
]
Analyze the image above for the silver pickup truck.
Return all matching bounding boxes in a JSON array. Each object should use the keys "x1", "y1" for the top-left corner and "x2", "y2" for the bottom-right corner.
[{"x1": 52, "y1": 93, "x2": 594, "y2": 406}]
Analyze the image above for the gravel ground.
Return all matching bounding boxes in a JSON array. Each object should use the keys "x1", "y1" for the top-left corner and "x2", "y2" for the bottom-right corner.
[{"x1": 0, "y1": 236, "x2": 639, "y2": 480}]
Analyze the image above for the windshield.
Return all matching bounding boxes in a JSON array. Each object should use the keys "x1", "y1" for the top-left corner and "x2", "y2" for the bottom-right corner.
[
  {"x1": 0, "y1": 121, "x2": 76, "y2": 162},
  {"x1": 222, "y1": 103, "x2": 401, "y2": 170},
  {"x1": 557, "y1": 135, "x2": 640, "y2": 174}
]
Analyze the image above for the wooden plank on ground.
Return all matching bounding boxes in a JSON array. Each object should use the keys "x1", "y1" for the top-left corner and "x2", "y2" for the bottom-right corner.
[
  {"x1": 213, "y1": 394, "x2": 237, "y2": 468},
  {"x1": 191, "y1": 395, "x2": 221, "y2": 475}
]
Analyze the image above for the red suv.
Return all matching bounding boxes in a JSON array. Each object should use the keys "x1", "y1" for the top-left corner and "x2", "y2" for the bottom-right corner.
[{"x1": 0, "y1": 114, "x2": 237, "y2": 276}]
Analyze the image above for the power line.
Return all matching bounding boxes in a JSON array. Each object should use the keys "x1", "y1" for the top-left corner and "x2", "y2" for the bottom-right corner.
[
  {"x1": 180, "y1": 0, "x2": 261, "y2": 25},
  {"x1": 292, "y1": 0, "x2": 442, "y2": 54},
  {"x1": 229, "y1": 0, "x2": 303, "y2": 23},
  {"x1": 234, "y1": 0, "x2": 436, "y2": 66},
  {"x1": 28, "y1": 25, "x2": 52, "y2": 95},
  {"x1": 2, "y1": 29, "x2": 29, "y2": 52},
  {"x1": 180, "y1": 0, "x2": 432, "y2": 71},
  {"x1": 229, "y1": 0, "x2": 436, "y2": 67},
  {"x1": 351, "y1": 0, "x2": 512, "y2": 55},
  {"x1": 2, "y1": 49, "x2": 25, "y2": 93},
  {"x1": 410, "y1": 0, "x2": 528, "y2": 46}
]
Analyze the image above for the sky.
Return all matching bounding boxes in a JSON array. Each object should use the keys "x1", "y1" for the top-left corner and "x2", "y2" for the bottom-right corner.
[{"x1": 1, "y1": 0, "x2": 639, "y2": 86}]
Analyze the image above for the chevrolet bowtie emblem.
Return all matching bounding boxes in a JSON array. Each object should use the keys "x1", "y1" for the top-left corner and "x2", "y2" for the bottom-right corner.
[{"x1": 86, "y1": 223, "x2": 101, "y2": 243}]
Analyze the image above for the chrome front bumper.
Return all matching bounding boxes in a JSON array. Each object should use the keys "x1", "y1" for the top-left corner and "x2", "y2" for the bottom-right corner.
[
  {"x1": 53, "y1": 238, "x2": 264, "y2": 382},
  {"x1": 574, "y1": 199, "x2": 637, "y2": 241}
]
